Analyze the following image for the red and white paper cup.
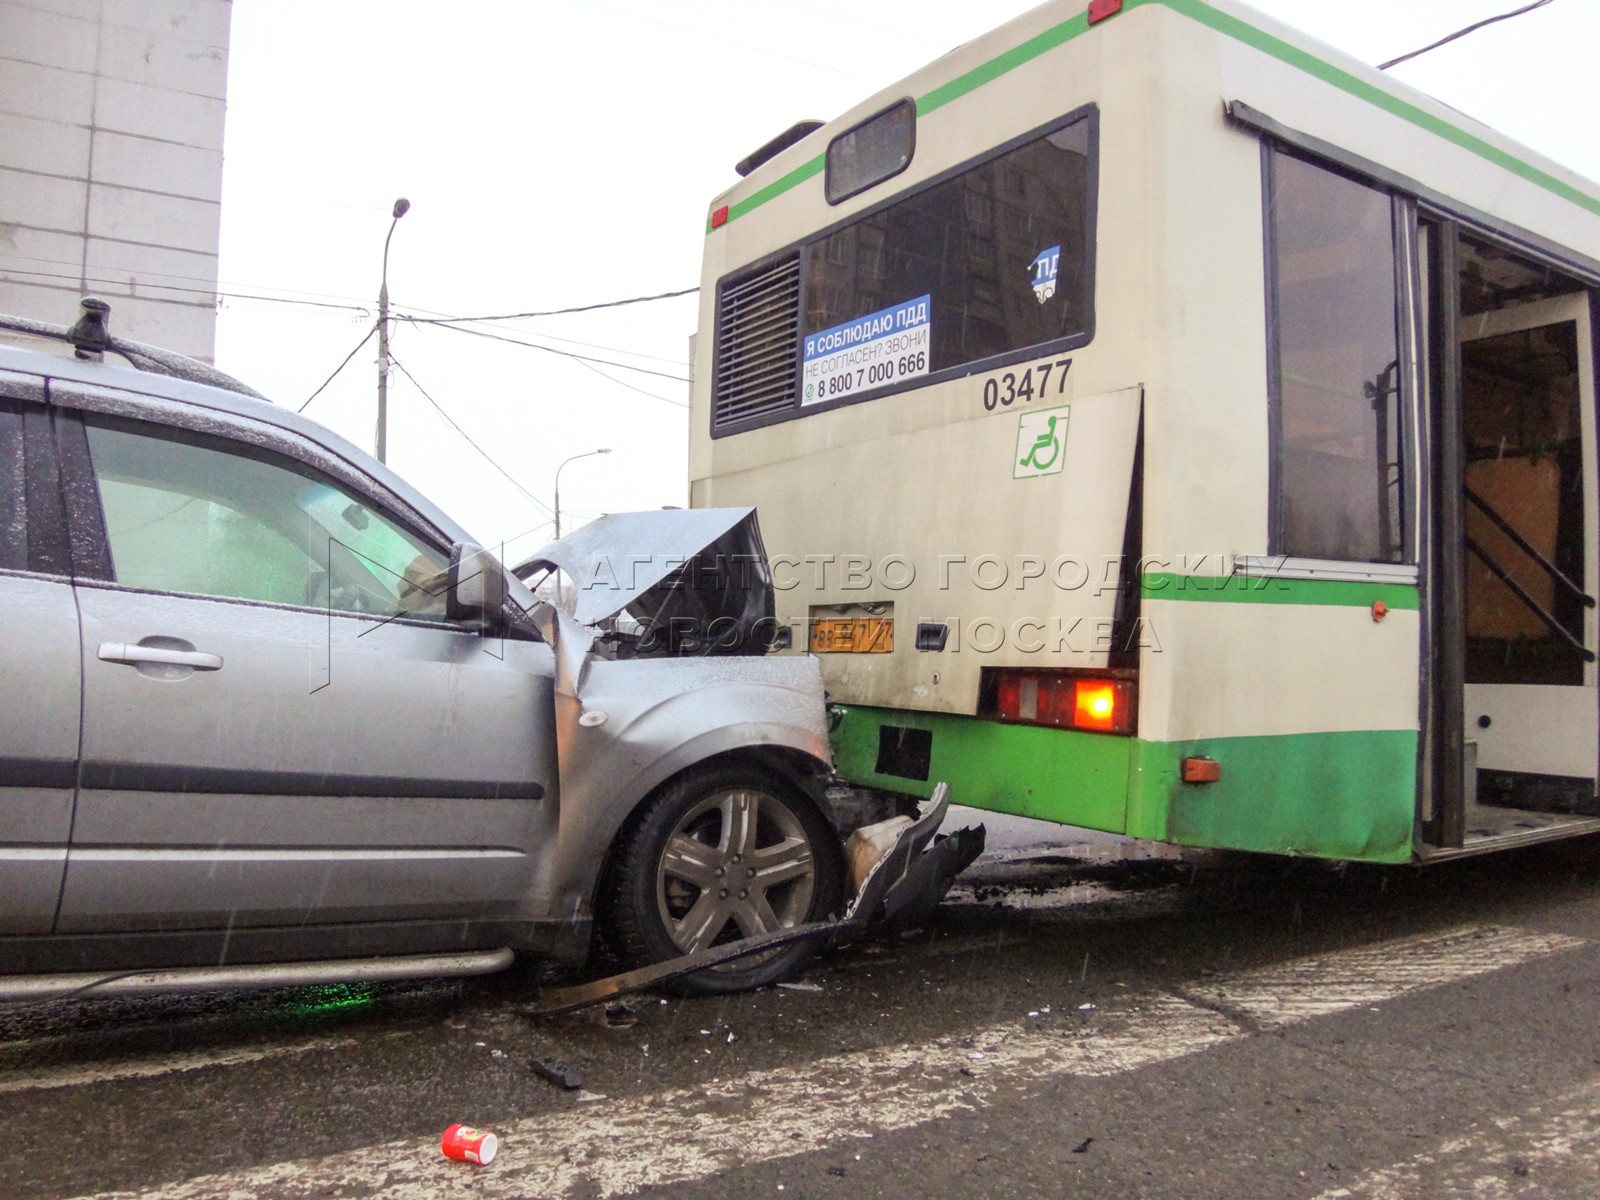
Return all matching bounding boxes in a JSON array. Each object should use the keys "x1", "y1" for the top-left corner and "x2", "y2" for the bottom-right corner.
[{"x1": 441, "y1": 1123, "x2": 498, "y2": 1165}]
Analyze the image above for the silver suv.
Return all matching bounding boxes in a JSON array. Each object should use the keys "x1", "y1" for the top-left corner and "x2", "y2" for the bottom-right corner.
[{"x1": 0, "y1": 310, "x2": 843, "y2": 1000}]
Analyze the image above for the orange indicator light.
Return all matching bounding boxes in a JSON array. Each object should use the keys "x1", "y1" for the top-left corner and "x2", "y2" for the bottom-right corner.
[
  {"x1": 1074, "y1": 681, "x2": 1118, "y2": 732},
  {"x1": 1182, "y1": 757, "x2": 1222, "y2": 784}
]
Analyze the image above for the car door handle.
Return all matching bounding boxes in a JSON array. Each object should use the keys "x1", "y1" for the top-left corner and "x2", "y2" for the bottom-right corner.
[{"x1": 97, "y1": 642, "x2": 224, "y2": 671}]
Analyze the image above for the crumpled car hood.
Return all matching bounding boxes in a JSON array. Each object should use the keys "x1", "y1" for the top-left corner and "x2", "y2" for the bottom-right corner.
[{"x1": 512, "y1": 508, "x2": 776, "y2": 657}]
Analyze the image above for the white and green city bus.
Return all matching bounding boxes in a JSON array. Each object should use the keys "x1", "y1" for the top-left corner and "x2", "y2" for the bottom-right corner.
[{"x1": 688, "y1": 0, "x2": 1600, "y2": 863}]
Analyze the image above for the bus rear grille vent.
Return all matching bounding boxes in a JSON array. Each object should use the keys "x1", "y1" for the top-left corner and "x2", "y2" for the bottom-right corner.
[{"x1": 713, "y1": 255, "x2": 799, "y2": 430}]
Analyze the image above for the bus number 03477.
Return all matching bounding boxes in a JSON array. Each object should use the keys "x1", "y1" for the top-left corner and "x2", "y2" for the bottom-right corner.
[{"x1": 983, "y1": 358, "x2": 1072, "y2": 411}]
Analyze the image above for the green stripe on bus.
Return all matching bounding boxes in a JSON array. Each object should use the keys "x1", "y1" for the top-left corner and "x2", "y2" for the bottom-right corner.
[
  {"x1": 710, "y1": 155, "x2": 825, "y2": 233},
  {"x1": 1128, "y1": 729, "x2": 1417, "y2": 863},
  {"x1": 1141, "y1": 571, "x2": 1420, "y2": 609},
  {"x1": 916, "y1": 11, "x2": 1092, "y2": 116},
  {"x1": 707, "y1": 12, "x2": 1096, "y2": 233},
  {"x1": 830, "y1": 704, "x2": 1133, "y2": 832},
  {"x1": 709, "y1": 0, "x2": 1600, "y2": 233},
  {"x1": 829, "y1": 705, "x2": 1418, "y2": 863},
  {"x1": 1150, "y1": 0, "x2": 1600, "y2": 219}
]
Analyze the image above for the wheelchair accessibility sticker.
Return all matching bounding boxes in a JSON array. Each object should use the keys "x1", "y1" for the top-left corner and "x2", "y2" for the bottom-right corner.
[{"x1": 1014, "y1": 404, "x2": 1069, "y2": 480}]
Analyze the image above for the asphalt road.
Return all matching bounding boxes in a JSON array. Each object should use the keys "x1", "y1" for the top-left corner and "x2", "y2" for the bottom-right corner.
[{"x1": 5, "y1": 820, "x2": 1600, "y2": 1199}]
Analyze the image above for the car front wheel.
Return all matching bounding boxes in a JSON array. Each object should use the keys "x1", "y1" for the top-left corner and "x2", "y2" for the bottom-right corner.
[{"x1": 602, "y1": 764, "x2": 842, "y2": 995}]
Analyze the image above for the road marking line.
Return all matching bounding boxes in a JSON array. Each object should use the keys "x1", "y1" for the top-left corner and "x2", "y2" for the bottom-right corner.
[
  {"x1": 68, "y1": 924, "x2": 1585, "y2": 1200},
  {"x1": 0, "y1": 1035, "x2": 357, "y2": 1095},
  {"x1": 1315, "y1": 1076, "x2": 1600, "y2": 1199},
  {"x1": 76, "y1": 996, "x2": 1235, "y2": 1200},
  {"x1": 1180, "y1": 925, "x2": 1582, "y2": 1027}
]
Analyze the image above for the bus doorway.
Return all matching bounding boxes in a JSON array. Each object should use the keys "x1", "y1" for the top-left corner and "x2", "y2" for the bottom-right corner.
[{"x1": 1426, "y1": 229, "x2": 1600, "y2": 853}]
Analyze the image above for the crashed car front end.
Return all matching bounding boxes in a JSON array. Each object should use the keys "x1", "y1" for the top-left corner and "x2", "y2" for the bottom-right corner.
[
  {"x1": 510, "y1": 508, "x2": 979, "y2": 995},
  {"x1": 507, "y1": 509, "x2": 840, "y2": 983}
]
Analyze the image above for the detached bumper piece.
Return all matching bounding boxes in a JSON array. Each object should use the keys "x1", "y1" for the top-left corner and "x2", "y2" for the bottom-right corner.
[{"x1": 525, "y1": 783, "x2": 983, "y2": 1017}]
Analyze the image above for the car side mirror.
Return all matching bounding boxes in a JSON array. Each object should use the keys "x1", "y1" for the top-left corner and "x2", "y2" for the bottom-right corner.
[{"x1": 446, "y1": 542, "x2": 509, "y2": 631}]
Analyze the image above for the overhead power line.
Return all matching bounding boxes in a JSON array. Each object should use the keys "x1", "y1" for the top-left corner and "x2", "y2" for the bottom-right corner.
[
  {"x1": 298, "y1": 326, "x2": 375, "y2": 413},
  {"x1": 408, "y1": 317, "x2": 691, "y2": 388},
  {"x1": 1379, "y1": 0, "x2": 1553, "y2": 70},
  {"x1": 217, "y1": 291, "x2": 371, "y2": 316},
  {"x1": 5, "y1": 256, "x2": 693, "y2": 354},
  {"x1": 401, "y1": 286, "x2": 698, "y2": 326},
  {"x1": 4, "y1": 254, "x2": 691, "y2": 326},
  {"x1": 288, "y1": 306, "x2": 690, "y2": 423},
  {"x1": 565, "y1": 352, "x2": 690, "y2": 408},
  {"x1": 462, "y1": 325, "x2": 687, "y2": 367},
  {"x1": 400, "y1": 317, "x2": 691, "y2": 408},
  {"x1": 388, "y1": 354, "x2": 557, "y2": 518},
  {"x1": 0, "y1": 260, "x2": 371, "y2": 315}
]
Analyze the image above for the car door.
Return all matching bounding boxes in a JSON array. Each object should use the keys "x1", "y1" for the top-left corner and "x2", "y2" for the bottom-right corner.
[
  {"x1": 0, "y1": 375, "x2": 81, "y2": 935},
  {"x1": 52, "y1": 383, "x2": 557, "y2": 935}
]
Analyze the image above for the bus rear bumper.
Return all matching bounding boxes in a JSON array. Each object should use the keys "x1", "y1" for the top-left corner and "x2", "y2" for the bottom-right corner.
[{"x1": 829, "y1": 705, "x2": 1416, "y2": 864}]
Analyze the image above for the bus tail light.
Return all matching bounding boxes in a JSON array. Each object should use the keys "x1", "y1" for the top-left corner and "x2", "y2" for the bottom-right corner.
[
  {"x1": 993, "y1": 671, "x2": 1136, "y2": 735},
  {"x1": 1074, "y1": 680, "x2": 1122, "y2": 732}
]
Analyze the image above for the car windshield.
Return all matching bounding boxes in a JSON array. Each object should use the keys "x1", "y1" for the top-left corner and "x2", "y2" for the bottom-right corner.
[{"x1": 296, "y1": 483, "x2": 446, "y2": 612}]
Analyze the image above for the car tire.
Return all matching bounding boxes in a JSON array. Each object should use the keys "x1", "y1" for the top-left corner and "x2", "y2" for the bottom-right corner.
[{"x1": 602, "y1": 764, "x2": 842, "y2": 995}]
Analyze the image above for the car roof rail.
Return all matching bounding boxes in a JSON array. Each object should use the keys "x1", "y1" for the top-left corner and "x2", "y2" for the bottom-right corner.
[{"x1": 0, "y1": 297, "x2": 269, "y2": 401}]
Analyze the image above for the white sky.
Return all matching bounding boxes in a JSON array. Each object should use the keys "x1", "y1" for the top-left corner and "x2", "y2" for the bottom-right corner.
[{"x1": 214, "y1": 0, "x2": 1600, "y2": 558}]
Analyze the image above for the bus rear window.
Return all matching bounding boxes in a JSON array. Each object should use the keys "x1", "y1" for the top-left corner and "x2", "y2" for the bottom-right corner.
[
  {"x1": 711, "y1": 110, "x2": 1096, "y2": 435},
  {"x1": 806, "y1": 116, "x2": 1093, "y2": 393},
  {"x1": 826, "y1": 99, "x2": 916, "y2": 203}
]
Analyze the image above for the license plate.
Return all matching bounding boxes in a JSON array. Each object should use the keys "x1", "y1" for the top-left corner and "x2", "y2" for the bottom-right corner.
[{"x1": 809, "y1": 617, "x2": 893, "y2": 654}]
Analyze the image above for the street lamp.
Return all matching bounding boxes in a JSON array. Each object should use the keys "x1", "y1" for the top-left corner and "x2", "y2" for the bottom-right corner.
[
  {"x1": 375, "y1": 196, "x2": 410, "y2": 464},
  {"x1": 554, "y1": 448, "x2": 611, "y2": 539}
]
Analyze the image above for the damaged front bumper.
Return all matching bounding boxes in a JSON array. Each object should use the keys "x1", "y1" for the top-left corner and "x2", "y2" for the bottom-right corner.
[{"x1": 526, "y1": 783, "x2": 984, "y2": 1016}]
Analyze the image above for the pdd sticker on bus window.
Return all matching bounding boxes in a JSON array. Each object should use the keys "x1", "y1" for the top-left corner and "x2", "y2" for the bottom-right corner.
[
  {"x1": 802, "y1": 295, "x2": 931, "y2": 406},
  {"x1": 1014, "y1": 404, "x2": 1069, "y2": 479},
  {"x1": 1030, "y1": 245, "x2": 1061, "y2": 304}
]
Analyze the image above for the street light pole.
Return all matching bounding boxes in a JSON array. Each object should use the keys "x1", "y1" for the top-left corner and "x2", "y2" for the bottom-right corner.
[
  {"x1": 375, "y1": 196, "x2": 410, "y2": 464},
  {"x1": 553, "y1": 448, "x2": 612, "y2": 540}
]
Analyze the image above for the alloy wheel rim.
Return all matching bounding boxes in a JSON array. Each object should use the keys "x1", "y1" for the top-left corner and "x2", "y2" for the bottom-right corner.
[{"x1": 655, "y1": 787, "x2": 816, "y2": 962}]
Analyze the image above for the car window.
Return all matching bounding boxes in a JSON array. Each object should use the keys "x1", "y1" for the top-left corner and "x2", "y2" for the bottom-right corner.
[{"x1": 82, "y1": 418, "x2": 451, "y2": 621}]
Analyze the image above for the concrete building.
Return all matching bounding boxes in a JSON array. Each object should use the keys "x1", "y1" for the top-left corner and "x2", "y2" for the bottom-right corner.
[{"x1": 0, "y1": 0, "x2": 231, "y2": 360}]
